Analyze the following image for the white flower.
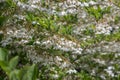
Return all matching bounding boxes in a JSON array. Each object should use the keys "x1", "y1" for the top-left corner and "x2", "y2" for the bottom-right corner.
[
  {"x1": 32, "y1": 0, "x2": 40, "y2": 4},
  {"x1": 58, "y1": 3, "x2": 63, "y2": 6},
  {"x1": 101, "y1": 52, "x2": 108, "y2": 55},
  {"x1": 72, "y1": 1, "x2": 76, "y2": 4},
  {"x1": 104, "y1": 67, "x2": 115, "y2": 77},
  {"x1": 89, "y1": 1, "x2": 96, "y2": 5},
  {"x1": 35, "y1": 41, "x2": 41, "y2": 45},
  {"x1": 67, "y1": 9, "x2": 77, "y2": 14},
  {"x1": 52, "y1": 10, "x2": 57, "y2": 14},
  {"x1": 77, "y1": 2, "x2": 82, "y2": 6},
  {"x1": 73, "y1": 48, "x2": 83, "y2": 54},
  {"x1": 66, "y1": 69, "x2": 77, "y2": 74},
  {"x1": 108, "y1": 66, "x2": 114, "y2": 70},
  {"x1": 55, "y1": 45, "x2": 62, "y2": 49},
  {"x1": 52, "y1": 74, "x2": 59, "y2": 79},
  {"x1": 105, "y1": 70, "x2": 114, "y2": 77},
  {"x1": 82, "y1": 12, "x2": 87, "y2": 18},
  {"x1": 80, "y1": 3, "x2": 85, "y2": 7},
  {"x1": 32, "y1": 21, "x2": 37, "y2": 25},
  {"x1": 42, "y1": 40, "x2": 52, "y2": 45},
  {"x1": 60, "y1": 38, "x2": 65, "y2": 41},
  {"x1": 61, "y1": 62, "x2": 68, "y2": 68},
  {"x1": 60, "y1": 11, "x2": 67, "y2": 16},
  {"x1": 7, "y1": 30, "x2": 13, "y2": 34},
  {"x1": 83, "y1": 2, "x2": 89, "y2": 7},
  {"x1": 93, "y1": 59, "x2": 105, "y2": 65},
  {"x1": 56, "y1": 56, "x2": 62, "y2": 61},
  {"x1": 20, "y1": 39, "x2": 28, "y2": 44},
  {"x1": 61, "y1": 47, "x2": 70, "y2": 52},
  {"x1": 31, "y1": 5, "x2": 38, "y2": 8},
  {"x1": 100, "y1": 75, "x2": 106, "y2": 80},
  {"x1": 0, "y1": 31, "x2": 3, "y2": 34}
]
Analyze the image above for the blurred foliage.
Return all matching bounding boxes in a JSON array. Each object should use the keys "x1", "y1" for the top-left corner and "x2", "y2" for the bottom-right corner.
[
  {"x1": 0, "y1": 48, "x2": 38, "y2": 80},
  {"x1": 111, "y1": 0, "x2": 120, "y2": 7},
  {"x1": 0, "y1": 0, "x2": 17, "y2": 27},
  {"x1": 0, "y1": 16, "x2": 7, "y2": 27},
  {"x1": 0, "y1": 0, "x2": 120, "y2": 80},
  {"x1": 85, "y1": 5, "x2": 111, "y2": 21},
  {"x1": 114, "y1": 15, "x2": 120, "y2": 24}
]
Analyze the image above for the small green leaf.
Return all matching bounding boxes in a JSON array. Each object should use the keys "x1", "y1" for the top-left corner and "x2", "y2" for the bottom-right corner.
[
  {"x1": 9, "y1": 56, "x2": 19, "y2": 70},
  {"x1": 0, "y1": 48, "x2": 8, "y2": 61},
  {"x1": 0, "y1": 16, "x2": 7, "y2": 26},
  {"x1": 6, "y1": 0, "x2": 16, "y2": 7},
  {"x1": 9, "y1": 69, "x2": 20, "y2": 80},
  {"x1": 22, "y1": 64, "x2": 38, "y2": 80},
  {"x1": 0, "y1": 61, "x2": 11, "y2": 75},
  {"x1": 26, "y1": 12, "x2": 34, "y2": 22},
  {"x1": 0, "y1": 61, "x2": 8, "y2": 69}
]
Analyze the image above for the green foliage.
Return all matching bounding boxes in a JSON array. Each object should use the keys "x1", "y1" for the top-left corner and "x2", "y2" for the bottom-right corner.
[
  {"x1": 85, "y1": 6, "x2": 111, "y2": 21},
  {"x1": 9, "y1": 56, "x2": 19, "y2": 71},
  {"x1": 79, "y1": 0, "x2": 96, "y2": 2},
  {"x1": 26, "y1": 12, "x2": 73, "y2": 35},
  {"x1": 0, "y1": 48, "x2": 38, "y2": 80},
  {"x1": 20, "y1": 64, "x2": 38, "y2": 80},
  {"x1": 58, "y1": 25, "x2": 73, "y2": 35},
  {"x1": 77, "y1": 71, "x2": 95, "y2": 80},
  {"x1": 38, "y1": 18, "x2": 57, "y2": 31},
  {"x1": 82, "y1": 24, "x2": 95, "y2": 36},
  {"x1": 81, "y1": 28, "x2": 120, "y2": 48},
  {"x1": 0, "y1": 0, "x2": 17, "y2": 27},
  {"x1": 1, "y1": 0, "x2": 120, "y2": 79},
  {"x1": 0, "y1": 16, "x2": 7, "y2": 27},
  {"x1": 20, "y1": 0, "x2": 28, "y2": 3},
  {"x1": 6, "y1": 0, "x2": 16, "y2": 8},
  {"x1": 114, "y1": 15, "x2": 120, "y2": 24},
  {"x1": 26, "y1": 12, "x2": 35, "y2": 22},
  {"x1": 0, "y1": 48, "x2": 8, "y2": 61},
  {"x1": 62, "y1": 14, "x2": 78, "y2": 24},
  {"x1": 112, "y1": 0, "x2": 120, "y2": 7}
]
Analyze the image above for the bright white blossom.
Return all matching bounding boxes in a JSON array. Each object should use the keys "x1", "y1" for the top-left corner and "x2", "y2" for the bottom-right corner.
[
  {"x1": 66, "y1": 69, "x2": 77, "y2": 74},
  {"x1": 52, "y1": 74, "x2": 59, "y2": 79}
]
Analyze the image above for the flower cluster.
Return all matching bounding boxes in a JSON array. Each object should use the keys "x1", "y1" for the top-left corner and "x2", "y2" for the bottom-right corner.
[{"x1": 41, "y1": 35, "x2": 83, "y2": 54}]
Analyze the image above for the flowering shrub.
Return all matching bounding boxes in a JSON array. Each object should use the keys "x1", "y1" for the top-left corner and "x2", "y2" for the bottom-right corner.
[{"x1": 0, "y1": 0, "x2": 120, "y2": 80}]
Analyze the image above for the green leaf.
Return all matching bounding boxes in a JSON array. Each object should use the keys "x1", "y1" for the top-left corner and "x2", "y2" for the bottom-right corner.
[
  {"x1": 0, "y1": 16, "x2": 7, "y2": 26},
  {"x1": 18, "y1": 68, "x2": 27, "y2": 80},
  {"x1": 9, "y1": 56, "x2": 19, "y2": 70},
  {"x1": 26, "y1": 13, "x2": 33, "y2": 22},
  {"x1": 0, "y1": 48, "x2": 8, "y2": 61},
  {"x1": 9, "y1": 69, "x2": 21, "y2": 80},
  {"x1": 0, "y1": 60, "x2": 8, "y2": 67},
  {"x1": 0, "y1": 61, "x2": 11, "y2": 75},
  {"x1": 22, "y1": 64, "x2": 38, "y2": 80},
  {"x1": 0, "y1": 76, "x2": 5, "y2": 80},
  {"x1": 6, "y1": 0, "x2": 16, "y2": 7},
  {"x1": 0, "y1": 61, "x2": 8, "y2": 70}
]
